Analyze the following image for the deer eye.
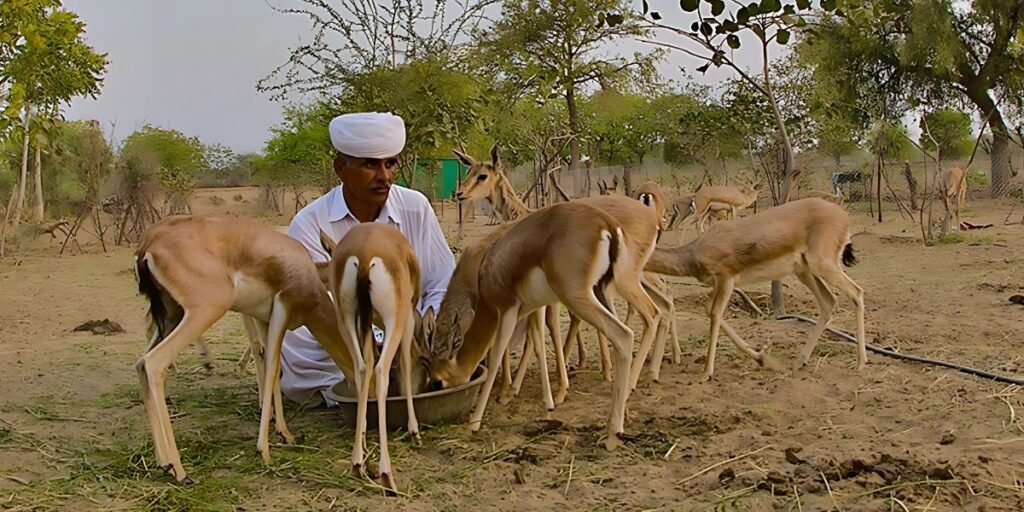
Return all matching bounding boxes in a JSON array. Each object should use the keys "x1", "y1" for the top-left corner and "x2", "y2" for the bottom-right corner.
[{"x1": 476, "y1": 174, "x2": 487, "y2": 182}]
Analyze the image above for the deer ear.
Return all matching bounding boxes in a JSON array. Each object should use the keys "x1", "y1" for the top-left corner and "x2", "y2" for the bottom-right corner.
[
  {"x1": 452, "y1": 149, "x2": 476, "y2": 168},
  {"x1": 598, "y1": 179, "x2": 606, "y2": 194},
  {"x1": 319, "y1": 229, "x2": 336, "y2": 257},
  {"x1": 490, "y1": 144, "x2": 500, "y2": 167}
]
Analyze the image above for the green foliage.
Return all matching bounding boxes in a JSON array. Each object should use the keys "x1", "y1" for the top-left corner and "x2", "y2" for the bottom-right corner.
[
  {"x1": 919, "y1": 108, "x2": 972, "y2": 160},
  {"x1": 117, "y1": 126, "x2": 206, "y2": 212},
  {"x1": 661, "y1": 92, "x2": 746, "y2": 166},
  {"x1": 258, "y1": 102, "x2": 335, "y2": 192},
  {"x1": 39, "y1": 120, "x2": 112, "y2": 216},
  {"x1": 335, "y1": 58, "x2": 491, "y2": 167},
  {"x1": 866, "y1": 121, "x2": 912, "y2": 160},
  {"x1": 0, "y1": 1, "x2": 107, "y2": 137},
  {"x1": 583, "y1": 91, "x2": 667, "y2": 164}
]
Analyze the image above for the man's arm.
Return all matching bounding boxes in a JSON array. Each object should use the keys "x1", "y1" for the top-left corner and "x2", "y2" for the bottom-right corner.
[{"x1": 415, "y1": 199, "x2": 456, "y2": 315}]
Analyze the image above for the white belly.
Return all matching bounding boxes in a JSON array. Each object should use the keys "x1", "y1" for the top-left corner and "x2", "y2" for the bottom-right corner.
[
  {"x1": 735, "y1": 254, "x2": 802, "y2": 286},
  {"x1": 517, "y1": 268, "x2": 558, "y2": 310},
  {"x1": 232, "y1": 272, "x2": 275, "y2": 320}
]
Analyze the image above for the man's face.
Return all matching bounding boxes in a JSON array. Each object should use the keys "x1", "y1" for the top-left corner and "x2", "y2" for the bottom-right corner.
[{"x1": 335, "y1": 154, "x2": 399, "y2": 204}]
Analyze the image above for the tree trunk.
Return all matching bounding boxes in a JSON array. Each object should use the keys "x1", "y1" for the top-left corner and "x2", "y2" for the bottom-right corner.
[
  {"x1": 990, "y1": 131, "x2": 1011, "y2": 198},
  {"x1": 623, "y1": 163, "x2": 634, "y2": 197},
  {"x1": 14, "y1": 106, "x2": 32, "y2": 228},
  {"x1": 33, "y1": 144, "x2": 44, "y2": 220},
  {"x1": 566, "y1": 87, "x2": 581, "y2": 171},
  {"x1": 903, "y1": 161, "x2": 918, "y2": 210},
  {"x1": 963, "y1": 83, "x2": 1012, "y2": 198}
]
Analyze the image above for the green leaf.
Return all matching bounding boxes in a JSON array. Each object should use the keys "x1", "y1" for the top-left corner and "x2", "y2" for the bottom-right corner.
[
  {"x1": 700, "y1": 21, "x2": 713, "y2": 36},
  {"x1": 680, "y1": 0, "x2": 700, "y2": 12},
  {"x1": 783, "y1": 4, "x2": 796, "y2": 15},
  {"x1": 776, "y1": 28, "x2": 790, "y2": 44},
  {"x1": 727, "y1": 34, "x2": 741, "y2": 49},
  {"x1": 711, "y1": 52, "x2": 723, "y2": 66},
  {"x1": 691, "y1": 21, "x2": 700, "y2": 32},
  {"x1": 651, "y1": 11, "x2": 662, "y2": 20},
  {"x1": 606, "y1": 13, "x2": 625, "y2": 26},
  {"x1": 711, "y1": 0, "x2": 726, "y2": 16},
  {"x1": 796, "y1": 0, "x2": 810, "y2": 9},
  {"x1": 821, "y1": 0, "x2": 837, "y2": 11},
  {"x1": 642, "y1": 0, "x2": 649, "y2": 15},
  {"x1": 736, "y1": 7, "x2": 750, "y2": 23},
  {"x1": 723, "y1": 20, "x2": 740, "y2": 31},
  {"x1": 696, "y1": 63, "x2": 711, "y2": 73}
]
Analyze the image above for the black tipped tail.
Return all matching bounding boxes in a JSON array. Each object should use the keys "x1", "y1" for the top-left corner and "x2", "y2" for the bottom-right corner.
[
  {"x1": 136, "y1": 256, "x2": 170, "y2": 347},
  {"x1": 842, "y1": 243, "x2": 858, "y2": 267},
  {"x1": 595, "y1": 229, "x2": 620, "y2": 303},
  {"x1": 356, "y1": 269, "x2": 374, "y2": 346}
]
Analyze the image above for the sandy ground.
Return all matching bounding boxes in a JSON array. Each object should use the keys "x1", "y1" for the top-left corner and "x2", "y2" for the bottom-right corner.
[{"x1": 1, "y1": 188, "x2": 1022, "y2": 511}]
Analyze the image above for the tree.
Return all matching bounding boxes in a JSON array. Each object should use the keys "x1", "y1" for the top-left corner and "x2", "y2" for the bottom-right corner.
[
  {"x1": 808, "y1": 1, "x2": 1024, "y2": 197},
  {"x1": 118, "y1": 126, "x2": 207, "y2": 216},
  {"x1": 334, "y1": 57, "x2": 492, "y2": 187},
  {"x1": 258, "y1": 0, "x2": 497, "y2": 98},
  {"x1": 920, "y1": 108, "x2": 973, "y2": 160},
  {"x1": 479, "y1": 0, "x2": 662, "y2": 171},
  {"x1": 634, "y1": 0, "x2": 819, "y2": 206},
  {"x1": 1, "y1": 1, "x2": 106, "y2": 225}
]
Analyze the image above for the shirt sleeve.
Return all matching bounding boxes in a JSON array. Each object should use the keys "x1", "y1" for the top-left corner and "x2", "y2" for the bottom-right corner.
[
  {"x1": 287, "y1": 209, "x2": 330, "y2": 264},
  {"x1": 415, "y1": 196, "x2": 456, "y2": 315}
]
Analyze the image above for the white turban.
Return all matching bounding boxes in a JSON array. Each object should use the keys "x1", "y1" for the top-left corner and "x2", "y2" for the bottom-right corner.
[{"x1": 328, "y1": 112, "x2": 406, "y2": 158}]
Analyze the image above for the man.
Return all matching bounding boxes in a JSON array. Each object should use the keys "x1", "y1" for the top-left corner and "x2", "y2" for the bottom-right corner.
[{"x1": 280, "y1": 112, "x2": 456, "y2": 405}]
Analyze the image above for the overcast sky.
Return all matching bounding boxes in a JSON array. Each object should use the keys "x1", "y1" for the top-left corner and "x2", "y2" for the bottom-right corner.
[{"x1": 63, "y1": 1, "x2": 765, "y2": 154}]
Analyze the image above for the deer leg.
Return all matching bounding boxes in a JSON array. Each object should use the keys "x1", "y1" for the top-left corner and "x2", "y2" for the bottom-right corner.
[
  {"x1": 623, "y1": 279, "x2": 663, "y2": 391},
  {"x1": 794, "y1": 271, "x2": 836, "y2": 369},
  {"x1": 817, "y1": 266, "x2": 867, "y2": 370},
  {"x1": 511, "y1": 316, "x2": 534, "y2": 398},
  {"x1": 701, "y1": 277, "x2": 734, "y2": 382},
  {"x1": 469, "y1": 307, "x2": 521, "y2": 433},
  {"x1": 400, "y1": 309, "x2": 420, "y2": 442},
  {"x1": 256, "y1": 297, "x2": 294, "y2": 464},
  {"x1": 499, "y1": 346, "x2": 513, "y2": 401},
  {"x1": 564, "y1": 288, "x2": 633, "y2": 451},
  {"x1": 546, "y1": 305, "x2": 569, "y2": 405},
  {"x1": 641, "y1": 278, "x2": 673, "y2": 383},
  {"x1": 530, "y1": 307, "x2": 555, "y2": 412},
  {"x1": 136, "y1": 305, "x2": 226, "y2": 483},
  {"x1": 562, "y1": 314, "x2": 581, "y2": 366},
  {"x1": 376, "y1": 310, "x2": 408, "y2": 494}
]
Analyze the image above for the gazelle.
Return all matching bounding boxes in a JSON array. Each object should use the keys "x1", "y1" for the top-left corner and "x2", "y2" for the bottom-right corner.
[
  {"x1": 645, "y1": 198, "x2": 867, "y2": 381},
  {"x1": 318, "y1": 223, "x2": 424, "y2": 493},
  {"x1": 939, "y1": 167, "x2": 967, "y2": 232},
  {"x1": 666, "y1": 195, "x2": 731, "y2": 231},
  {"x1": 691, "y1": 183, "x2": 760, "y2": 233},
  {"x1": 133, "y1": 215, "x2": 356, "y2": 483},
  {"x1": 452, "y1": 147, "x2": 670, "y2": 391},
  {"x1": 428, "y1": 201, "x2": 656, "y2": 450},
  {"x1": 595, "y1": 179, "x2": 682, "y2": 377}
]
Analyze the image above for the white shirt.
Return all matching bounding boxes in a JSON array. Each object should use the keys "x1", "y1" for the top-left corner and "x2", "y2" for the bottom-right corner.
[
  {"x1": 278, "y1": 184, "x2": 455, "y2": 403},
  {"x1": 287, "y1": 183, "x2": 455, "y2": 314}
]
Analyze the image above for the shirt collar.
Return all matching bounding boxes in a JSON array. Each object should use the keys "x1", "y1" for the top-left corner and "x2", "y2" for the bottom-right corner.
[{"x1": 328, "y1": 184, "x2": 401, "y2": 226}]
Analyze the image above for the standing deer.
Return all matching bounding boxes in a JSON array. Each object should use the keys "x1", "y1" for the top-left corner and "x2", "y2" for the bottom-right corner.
[
  {"x1": 427, "y1": 201, "x2": 657, "y2": 450},
  {"x1": 939, "y1": 167, "x2": 967, "y2": 232},
  {"x1": 133, "y1": 215, "x2": 357, "y2": 483},
  {"x1": 691, "y1": 182, "x2": 761, "y2": 232},
  {"x1": 645, "y1": 198, "x2": 867, "y2": 380},
  {"x1": 319, "y1": 223, "x2": 425, "y2": 493}
]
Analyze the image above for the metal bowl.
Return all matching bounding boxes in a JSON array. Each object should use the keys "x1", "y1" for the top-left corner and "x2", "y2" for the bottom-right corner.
[{"x1": 322, "y1": 366, "x2": 487, "y2": 431}]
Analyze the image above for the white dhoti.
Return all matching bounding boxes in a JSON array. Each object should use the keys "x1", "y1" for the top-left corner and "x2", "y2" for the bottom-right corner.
[{"x1": 279, "y1": 325, "x2": 384, "y2": 406}]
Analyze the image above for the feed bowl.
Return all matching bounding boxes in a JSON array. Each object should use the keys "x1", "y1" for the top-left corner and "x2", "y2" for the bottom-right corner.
[{"x1": 322, "y1": 366, "x2": 487, "y2": 431}]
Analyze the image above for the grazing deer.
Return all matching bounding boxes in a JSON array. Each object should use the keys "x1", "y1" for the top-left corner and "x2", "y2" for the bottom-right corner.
[
  {"x1": 427, "y1": 201, "x2": 657, "y2": 450},
  {"x1": 691, "y1": 183, "x2": 760, "y2": 232},
  {"x1": 133, "y1": 215, "x2": 357, "y2": 483},
  {"x1": 645, "y1": 198, "x2": 867, "y2": 380},
  {"x1": 39, "y1": 218, "x2": 70, "y2": 242},
  {"x1": 452, "y1": 147, "x2": 670, "y2": 391},
  {"x1": 318, "y1": 223, "x2": 426, "y2": 493},
  {"x1": 939, "y1": 167, "x2": 967, "y2": 232}
]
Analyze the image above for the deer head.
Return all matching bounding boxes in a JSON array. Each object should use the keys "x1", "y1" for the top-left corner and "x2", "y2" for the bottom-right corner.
[{"x1": 453, "y1": 144, "x2": 504, "y2": 202}]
